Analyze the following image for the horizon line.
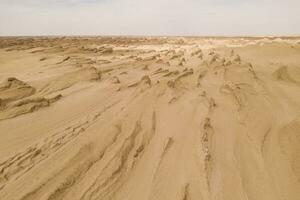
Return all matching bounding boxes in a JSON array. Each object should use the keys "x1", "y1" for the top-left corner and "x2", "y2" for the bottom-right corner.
[{"x1": 1, "y1": 34, "x2": 300, "y2": 38}]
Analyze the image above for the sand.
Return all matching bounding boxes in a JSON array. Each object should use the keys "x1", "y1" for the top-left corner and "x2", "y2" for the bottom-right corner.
[{"x1": 0, "y1": 36, "x2": 299, "y2": 200}]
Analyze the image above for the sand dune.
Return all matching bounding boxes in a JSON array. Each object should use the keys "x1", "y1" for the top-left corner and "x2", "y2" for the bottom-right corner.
[{"x1": 0, "y1": 36, "x2": 299, "y2": 200}]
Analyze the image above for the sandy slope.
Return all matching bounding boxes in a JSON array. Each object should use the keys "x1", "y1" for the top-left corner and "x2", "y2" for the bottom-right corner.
[{"x1": 0, "y1": 36, "x2": 299, "y2": 200}]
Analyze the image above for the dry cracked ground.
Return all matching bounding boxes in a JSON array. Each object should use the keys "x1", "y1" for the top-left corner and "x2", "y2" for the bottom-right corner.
[{"x1": 0, "y1": 36, "x2": 299, "y2": 200}]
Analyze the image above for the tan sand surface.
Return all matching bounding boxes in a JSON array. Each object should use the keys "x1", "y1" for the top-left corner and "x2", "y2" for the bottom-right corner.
[{"x1": 0, "y1": 36, "x2": 299, "y2": 200}]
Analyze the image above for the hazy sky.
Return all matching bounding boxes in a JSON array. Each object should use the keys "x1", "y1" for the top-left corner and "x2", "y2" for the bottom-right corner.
[{"x1": 0, "y1": 0, "x2": 299, "y2": 36}]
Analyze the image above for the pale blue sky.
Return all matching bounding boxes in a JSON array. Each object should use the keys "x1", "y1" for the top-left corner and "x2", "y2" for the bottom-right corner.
[{"x1": 0, "y1": 0, "x2": 299, "y2": 36}]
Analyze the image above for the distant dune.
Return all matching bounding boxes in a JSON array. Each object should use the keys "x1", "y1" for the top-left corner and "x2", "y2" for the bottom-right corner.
[{"x1": 0, "y1": 36, "x2": 299, "y2": 200}]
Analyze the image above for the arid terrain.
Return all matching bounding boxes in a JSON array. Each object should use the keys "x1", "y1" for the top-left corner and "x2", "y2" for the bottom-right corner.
[{"x1": 0, "y1": 36, "x2": 299, "y2": 200}]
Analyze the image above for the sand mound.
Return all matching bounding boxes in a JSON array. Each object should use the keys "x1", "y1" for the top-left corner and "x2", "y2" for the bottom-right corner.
[
  {"x1": 273, "y1": 66, "x2": 300, "y2": 84},
  {"x1": 0, "y1": 77, "x2": 35, "y2": 106},
  {"x1": 0, "y1": 94, "x2": 62, "y2": 120},
  {"x1": 279, "y1": 117, "x2": 300, "y2": 182}
]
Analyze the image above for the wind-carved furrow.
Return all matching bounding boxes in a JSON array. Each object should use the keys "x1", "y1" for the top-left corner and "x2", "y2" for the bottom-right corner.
[
  {"x1": 163, "y1": 70, "x2": 180, "y2": 77},
  {"x1": 198, "y1": 90, "x2": 217, "y2": 115},
  {"x1": 128, "y1": 75, "x2": 152, "y2": 89},
  {"x1": 181, "y1": 183, "x2": 190, "y2": 200},
  {"x1": 161, "y1": 137, "x2": 174, "y2": 159},
  {"x1": 197, "y1": 70, "x2": 208, "y2": 87},
  {"x1": 126, "y1": 76, "x2": 153, "y2": 102},
  {"x1": 260, "y1": 127, "x2": 272, "y2": 154},
  {"x1": 81, "y1": 120, "x2": 142, "y2": 200},
  {"x1": 0, "y1": 101, "x2": 118, "y2": 192},
  {"x1": 167, "y1": 69, "x2": 194, "y2": 88},
  {"x1": 151, "y1": 111, "x2": 156, "y2": 134},
  {"x1": 132, "y1": 111, "x2": 157, "y2": 169},
  {"x1": 148, "y1": 136, "x2": 174, "y2": 199},
  {"x1": 46, "y1": 150, "x2": 103, "y2": 200},
  {"x1": 46, "y1": 125, "x2": 123, "y2": 200},
  {"x1": 219, "y1": 83, "x2": 245, "y2": 111},
  {"x1": 0, "y1": 122, "x2": 86, "y2": 192},
  {"x1": 92, "y1": 100, "x2": 121, "y2": 121},
  {"x1": 247, "y1": 63, "x2": 259, "y2": 79},
  {"x1": 200, "y1": 94, "x2": 217, "y2": 114},
  {"x1": 152, "y1": 136, "x2": 174, "y2": 182},
  {"x1": 201, "y1": 118, "x2": 214, "y2": 189},
  {"x1": 20, "y1": 123, "x2": 123, "y2": 200},
  {"x1": 20, "y1": 144, "x2": 99, "y2": 200},
  {"x1": 141, "y1": 111, "x2": 157, "y2": 149},
  {"x1": 152, "y1": 68, "x2": 169, "y2": 75}
]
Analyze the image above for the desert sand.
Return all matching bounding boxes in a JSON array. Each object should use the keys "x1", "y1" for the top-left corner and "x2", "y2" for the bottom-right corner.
[{"x1": 0, "y1": 36, "x2": 299, "y2": 200}]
